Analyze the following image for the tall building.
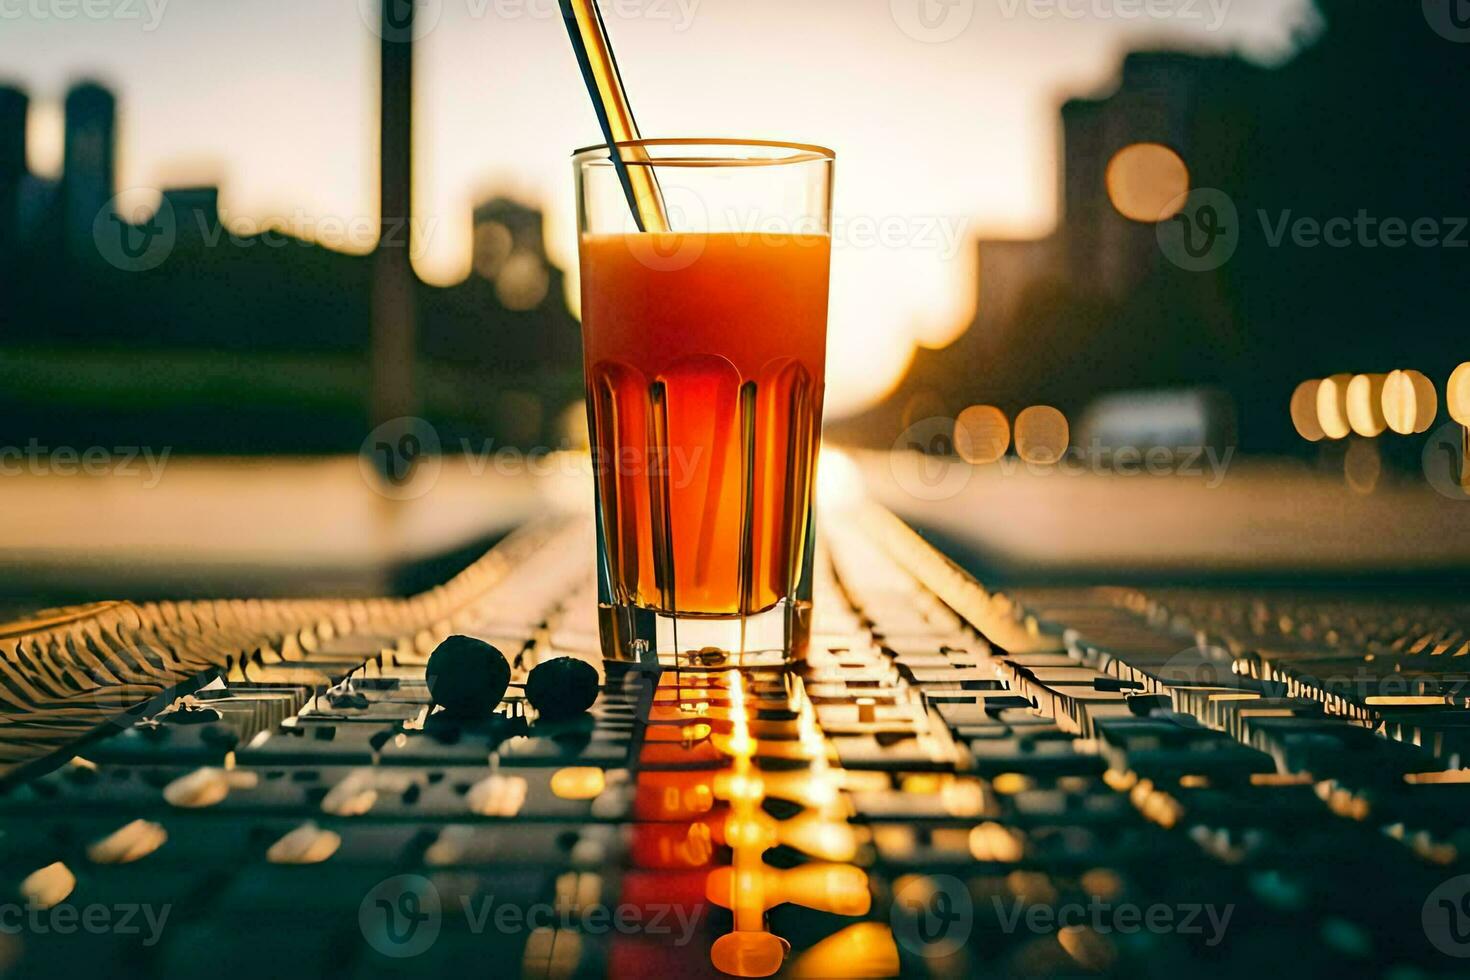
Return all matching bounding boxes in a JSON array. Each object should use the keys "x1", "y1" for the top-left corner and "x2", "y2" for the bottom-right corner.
[
  {"x1": 0, "y1": 86, "x2": 27, "y2": 262},
  {"x1": 1060, "y1": 52, "x2": 1253, "y2": 298},
  {"x1": 61, "y1": 81, "x2": 116, "y2": 263}
]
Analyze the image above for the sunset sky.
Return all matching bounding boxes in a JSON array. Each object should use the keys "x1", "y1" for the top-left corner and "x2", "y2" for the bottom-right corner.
[{"x1": 1, "y1": 0, "x2": 1313, "y2": 414}]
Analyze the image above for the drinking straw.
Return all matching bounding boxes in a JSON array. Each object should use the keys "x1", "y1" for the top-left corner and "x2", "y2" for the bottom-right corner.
[{"x1": 559, "y1": 0, "x2": 670, "y2": 232}]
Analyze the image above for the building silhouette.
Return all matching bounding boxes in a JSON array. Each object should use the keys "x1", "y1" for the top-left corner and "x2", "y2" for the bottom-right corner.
[
  {"x1": 0, "y1": 86, "x2": 26, "y2": 262},
  {"x1": 835, "y1": 0, "x2": 1469, "y2": 454},
  {"x1": 0, "y1": 78, "x2": 584, "y2": 454},
  {"x1": 61, "y1": 81, "x2": 115, "y2": 264}
]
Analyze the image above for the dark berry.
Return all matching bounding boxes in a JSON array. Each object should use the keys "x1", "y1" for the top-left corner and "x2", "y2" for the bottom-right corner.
[
  {"x1": 425, "y1": 635, "x2": 511, "y2": 718},
  {"x1": 524, "y1": 656, "x2": 599, "y2": 720}
]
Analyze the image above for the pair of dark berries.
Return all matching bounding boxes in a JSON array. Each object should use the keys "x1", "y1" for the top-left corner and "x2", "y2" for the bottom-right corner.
[{"x1": 425, "y1": 635, "x2": 599, "y2": 720}]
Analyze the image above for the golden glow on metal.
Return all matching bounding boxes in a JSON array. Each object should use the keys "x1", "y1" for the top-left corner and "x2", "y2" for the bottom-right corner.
[
  {"x1": 266, "y1": 822, "x2": 342, "y2": 864},
  {"x1": 550, "y1": 767, "x2": 607, "y2": 800},
  {"x1": 1363, "y1": 695, "x2": 1447, "y2": 707},
  {"x1": 19, "y1": 863, "x2": 75, "y2": 909},
  {"x1": 785, "y1": 922, "x2": 900, "y2": 978},
  {"x1": 87, "y1": 820, "x2": 168, "y2": 864},
  {"x1": 1405, "y1": 770, "x2": 1470, "y2": 784},
  {"x1": 709, "y1": 670, "x2": 787, "y2": 978},
  {"x1": 706, "y1": 864, "x2": 871, "y2": 916},
  {"x1": 968, "y1": 822, "x2": 1025, "y2": 862},
  {"x1": 1080, "y1": 868, "x2": 1123, "y2": 901},
  {"x1": 991, "y1": 772, "x2": 1033, "y2": 795},
  {"x1": 466, "y1": 774, "x2": 529, "y2": 817},
  {"x1": 162, "y1": 767, "x2": 231, "y2": 809},
  {"x1": 1059, "y1": 924, "x2": 1119, "y2": 972}
]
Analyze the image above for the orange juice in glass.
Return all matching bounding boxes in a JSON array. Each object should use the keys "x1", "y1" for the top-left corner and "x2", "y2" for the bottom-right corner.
[{"x1": 574, "y1": 139, "x2": 834, "y2": 666}]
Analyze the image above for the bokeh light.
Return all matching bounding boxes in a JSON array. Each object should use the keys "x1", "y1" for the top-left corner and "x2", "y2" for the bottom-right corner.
[
  {"x1": 1382, "y1": 369, "x2": 1438, "y2": 435},
  {"x1": 1290, "y1": 380, "x2": 1325, "y2": 442},
  {"x1": 1315, "y1": 374, "x2": 1352, "y2": 440},
  {"x1": 472, "y1": 221, "x2": 515, "y2": 280},
  {"x1": 1014, "y1": 406, "x2": 1069, "y2": 464},
  {"x1": 1105, "y1": 143, "x2": 1190, "y2": 223},
  {"x1": 1407, "y1": 370, "x2": 1440, "y2": 432},
  {"x1": 953, "y1": 406, "x2": 1010, "y2": 464},
  {"x1": 1345, "y1": 374, "x2": 1387, "y2": 437},
  {"x1": 1449, "y1": 362, "x2": 1470, "y2": 426}
]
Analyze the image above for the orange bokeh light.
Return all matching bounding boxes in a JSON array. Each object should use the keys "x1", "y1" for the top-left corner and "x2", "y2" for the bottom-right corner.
[{"x1": 1105, "y1": 143, "x2": 1190, "y2": 223}]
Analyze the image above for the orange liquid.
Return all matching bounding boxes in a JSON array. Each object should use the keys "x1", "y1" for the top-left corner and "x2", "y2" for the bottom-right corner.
[{"x1": 580, "y1": 231, "x2": 830, "y2": 616}]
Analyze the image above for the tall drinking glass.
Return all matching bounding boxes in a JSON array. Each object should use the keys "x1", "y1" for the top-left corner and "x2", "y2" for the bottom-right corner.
[{"x1": 575, "y1": 139, "x2": 834, "y2": 668}]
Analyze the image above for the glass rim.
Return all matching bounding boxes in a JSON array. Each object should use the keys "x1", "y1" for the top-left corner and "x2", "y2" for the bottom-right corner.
[{"x1": 573, "y1": 137, "x2": 835, "y2": 168}]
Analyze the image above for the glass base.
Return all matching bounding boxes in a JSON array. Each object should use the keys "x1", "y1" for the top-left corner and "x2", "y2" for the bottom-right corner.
[{"x1": 598, "y1": 599, "x2": 810, "y2": 669}]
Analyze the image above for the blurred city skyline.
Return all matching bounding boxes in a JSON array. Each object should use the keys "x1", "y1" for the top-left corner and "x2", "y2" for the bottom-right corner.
[{"x1": 0, "y1": 0, "x2": 1314, "y2": 415}]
